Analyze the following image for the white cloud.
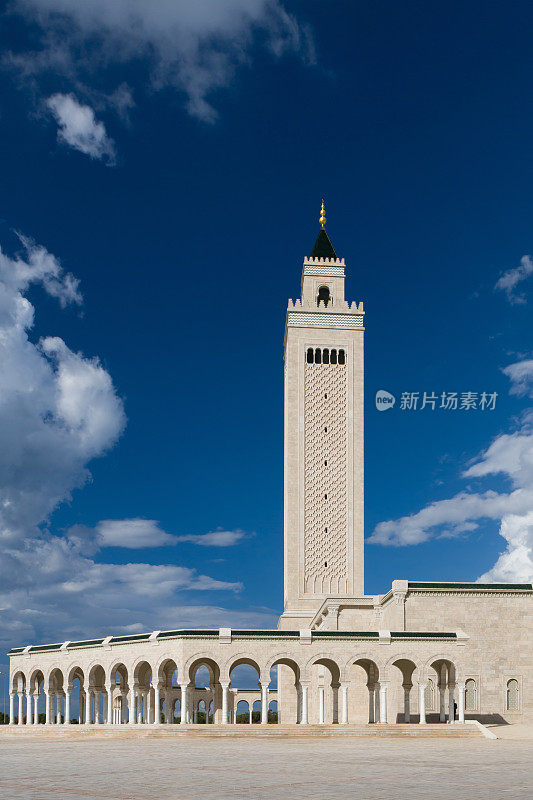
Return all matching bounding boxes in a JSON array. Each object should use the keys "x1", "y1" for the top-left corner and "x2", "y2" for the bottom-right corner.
[
  {"x1": 93, "y1": 518, "x2": 177, "y2": 549},
  {"x1": 477, "y1": 512, "x2": 533, "y2": 582},
  {"x1": 46, "y1": 93, "x2": 116, "y2": 162},
  {"x1": 176, "y1": 528, "x2": 251, "y2": 547},
  {"x1": 369, "y1": 362, "x2": 533, "y2": 582},
  {"x1": 10, "y1": 0, "x2": 314, "y2": 123},
  {"x1": 502, "y1": 359, "x2": 533, "y2": 399},
  {"x1": 495, "y1": 254, "x2": 533, "y2": 304},
  {"x1": 0, "y1": 231, "x2": 268, "y2": 652}
]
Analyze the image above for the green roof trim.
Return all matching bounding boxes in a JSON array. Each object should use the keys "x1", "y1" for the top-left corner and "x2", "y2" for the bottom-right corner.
[
  {"x1": 232, "y1": 630, "x2": 299, "y2": 638},
  {"x1": 157, "y1": 629, "x2": 219, "y2": 639},
  {"x1": 408, "y1": 581, "x2": 533, "y2": 591},
  {"x1": 310, "y1": 228, "x2": 337, "y2": 260},
  {"x1": 313, "y1": 631, "x2": 379, "y2": 638},
  {"x1": 68, "y1": 638, "x2": 105, "y2": 648},
  {"x1": 391, "y1": 632, "x2": 456, "y2": 639},
  {"x1": 28, "y1": 643, "x2": 62, "y2": 652},
  {"x1": 109, "y1": 634, "x2": 150, "y2": 644}
]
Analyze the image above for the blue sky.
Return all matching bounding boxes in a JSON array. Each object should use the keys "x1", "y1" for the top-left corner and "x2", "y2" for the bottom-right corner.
[{"x1": 1, "y1": 0, "x2": 533, "y2": 705}]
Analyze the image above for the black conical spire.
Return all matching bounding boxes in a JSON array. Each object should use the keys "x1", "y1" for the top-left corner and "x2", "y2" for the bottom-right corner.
[{"x1": 310, "y1": 200, "x2": 337, "y2": 259}]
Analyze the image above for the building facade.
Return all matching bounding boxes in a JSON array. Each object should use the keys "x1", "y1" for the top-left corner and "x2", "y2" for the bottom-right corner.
[{"x1": 7, "y1": 207, "x2": 533, "y2": 728}]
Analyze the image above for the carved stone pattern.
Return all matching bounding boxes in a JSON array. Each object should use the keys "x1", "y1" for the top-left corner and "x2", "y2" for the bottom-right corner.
[
  {"x1": 304, "y1": 362, "x2": 347, "y2": 592},
  {"x1": 303, "y1": 266, "x2": 345, "y2": 276},
  {"x1": 288, "y1": 312, "x2": 364, "y2": 328}
]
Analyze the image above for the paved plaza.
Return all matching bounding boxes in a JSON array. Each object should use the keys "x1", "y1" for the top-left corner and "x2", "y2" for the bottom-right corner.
[{"x1": 0, "y1": 735, "x2": 532, "y2": 800}]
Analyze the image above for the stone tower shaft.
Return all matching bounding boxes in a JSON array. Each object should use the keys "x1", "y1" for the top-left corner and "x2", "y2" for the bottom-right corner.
[{"x1": 282, "y1": 217, "x2": 365, "y2": 622}]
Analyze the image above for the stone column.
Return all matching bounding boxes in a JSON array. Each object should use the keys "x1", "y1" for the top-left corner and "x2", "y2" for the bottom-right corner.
[
  {"x1": 154, "y1": 684, "x2": 160, "y2": 725},
  {"x1": 9, "y1": 692, "x2": 15, "y2": 725},
  {"x1": 249, "y1": 707, "x2": 253, "y2": 724},
  {"x1": 378, "y1": 684, "x2": 388, "y2": 724},
  {"x1": 85, "y1": 690, "x2": 92, "y2": 725},
  {"x1": 418, "y1": 684, "x2": 426, "y2": 724},
  {"x1": 403, "y1": 686, "x2": 411, "y2": 723},
  {"x1": 33, "y1": 694, "x2": 39, "y2": 725},
  {"x1": 300, "y1": 683, "x2": 309, "y2": 725},
  {"x1": 448, "y1": 684, "x2": 455, "y2": 724},
  {"x1": 457, "y1": 683, "x2": 465, "y2": 723},
  {"x1": 56, "y1": 695, "x2": 61, "y2": 724},
  {"x1": 26, "y1": 692, "x2": 32, "y2": 725},
  {"x1": 439, "y1": 685, "x2": 446, "y2": 722},
  {"x1": 107, "y1": 687, "x2": 113, "y2": 725},
  {"x1": 18, "y1": 693, "x2": 24, "y2": 725},
  {"x1": 180, "y1": 685, "x2": 188, "y2": 724},
  {"x1": 318, "y1": 686, "x2": 325, "y2": 724},
  {"x1": 65, "y1": 689, "x2": 71, "y2": 725},
  {"x1": 340, "y1": 684, "x2": 349, "y2": 724},
  {"x1": 45, "y1": 691, "x2": 51, "y2": 725},
  {"x1": 166, "y1": 693, "x2": 174, "y2": 724},
  {"x1": 128, "y1": 689, "x2": 135, "y2": 724},
  {"x1": 261, "y1": 683, "x2": 269, "y2": 724},
  {"x1": 220, "y1": 683, "x2": 229, "y2": 724},
  {"x1": 368, "y1": 686, "x2": 375, "y2": 724},
  {"x1": 332, "y1": 684, "x2": 339, "y2": 724}
]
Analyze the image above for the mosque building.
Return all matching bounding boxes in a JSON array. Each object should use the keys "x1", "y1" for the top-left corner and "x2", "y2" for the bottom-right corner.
[{"x1": 7, "y1": 205, "x2": 532, "y2": 729}]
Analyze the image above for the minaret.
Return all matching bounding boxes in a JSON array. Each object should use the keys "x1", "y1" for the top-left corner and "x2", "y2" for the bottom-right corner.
[{"x1": 280, "y1": 203, "x2": 365, "y2": 626}]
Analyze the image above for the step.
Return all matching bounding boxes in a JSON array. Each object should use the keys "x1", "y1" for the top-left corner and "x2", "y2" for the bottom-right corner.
[{"x1": 0, "y1": 722, "x2": 485, "y2": 739}]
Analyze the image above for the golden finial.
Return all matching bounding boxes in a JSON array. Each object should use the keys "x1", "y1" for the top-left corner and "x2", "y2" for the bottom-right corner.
[{"x1": 319, "y1": 199, "x2": 326, "y2": 229}]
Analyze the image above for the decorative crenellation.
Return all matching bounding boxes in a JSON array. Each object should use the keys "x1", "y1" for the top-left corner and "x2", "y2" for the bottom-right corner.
[
  {"x1": 304, "y1": 361, "x2": 347, "y2": 595},
  {"x1": 287, "y1": 299, "x2": 364, "y2": 312},
  {"x1": 303, "y1": 256, "x2": 346, "y2": 266}
]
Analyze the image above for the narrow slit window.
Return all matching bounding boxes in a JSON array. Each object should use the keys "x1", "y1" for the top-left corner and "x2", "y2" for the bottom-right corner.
[
  {"x1": 338, "y1": 349, "x2": 345, "y2": 365},
  {"x1": 323, "y1": 348, "x2": 329, "y2": 364},
  {"x1": 330, "y1": 349, "x2": 337, "y2": 364},
  {"x1": 315, "y1": 348, "x2": 322, "y2": 364},
  {"x1": 306, "y1": 348, "x2": 314, "y2": 364}
]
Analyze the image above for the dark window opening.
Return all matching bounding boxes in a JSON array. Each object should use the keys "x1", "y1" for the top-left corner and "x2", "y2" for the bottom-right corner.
[
  {"x1": 324, "y1": 393, "x2": 327, "y2": 399},
  {"x1": 317, "y1": 286, "x2": 330, "y2": 307},
  {"x1": 306, "y1": 348, "x2": 314, "y2": 364},
  {"x1": 325, "y1": 527, "x2": 328, "y2": 533},
  {"x1": 324, "y1": 561, "x2": 328, "y2": 568},
  {"x1": 324, "y1": 460, "x2": 327, "y2": 466},
  {"x1": 330, "y1": 349, "x2": 337, "y2": 364},
  {"x1": 323, "y1": 348, "x2": 329, "y2": 364},
  {"x1": 324, "y1": 426, "x2": 327, "y2": 433},
  {"x1": 315, "y1": 348, "x2": 322, "y2": 364},
  {"x1": 324, "y1": 493, "x2": 328, "y2": 499},
  {"x1": 338, "y1": 349, "x2": 345, "y2": 365}
]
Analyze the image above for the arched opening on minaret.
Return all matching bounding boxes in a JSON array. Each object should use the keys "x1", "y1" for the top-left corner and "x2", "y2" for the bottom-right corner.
[{"x1": 317, "y1": 286, "x2": 331, "y2": 307}]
